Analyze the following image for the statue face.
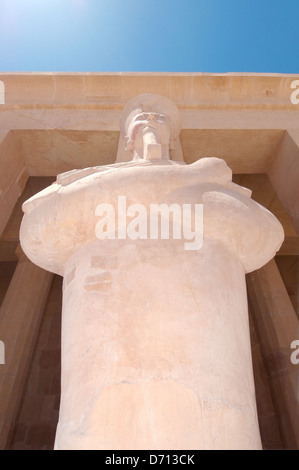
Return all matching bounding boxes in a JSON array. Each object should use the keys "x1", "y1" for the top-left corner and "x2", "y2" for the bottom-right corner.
[
  {"x1": 134, "y1": 111, "x2": 167, "y2": 126},
  {"x1": 125, "y1": 111, "x2": 171, "y2": 159}
]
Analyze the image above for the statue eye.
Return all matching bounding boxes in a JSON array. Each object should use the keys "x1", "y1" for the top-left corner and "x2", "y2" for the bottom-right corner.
[{"x1": 135, "y1": 113, "x2": 147, "y2": 121}]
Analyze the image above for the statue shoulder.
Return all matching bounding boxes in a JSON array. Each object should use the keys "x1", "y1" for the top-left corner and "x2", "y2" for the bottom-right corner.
[{"x1": 56, "y1": 166, "x2": 108, "y2": 186}]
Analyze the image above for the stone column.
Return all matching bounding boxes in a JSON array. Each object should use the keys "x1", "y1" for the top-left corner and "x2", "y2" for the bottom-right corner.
[
  {"x1": 268, "y1": 130, "x2": 299, "y2": 236},
  {"x1": 19, "y1": 94, "x2": 285, "y2": 450},
  {"x1": 53, "y1": 237, "x2": 264, "y2": 450},
  {"x1": 20, "y1": 160, "x2": 285, "y2": 449},
  {"x1": 0, "y1": 131, "x2": 28, "y2": 237},
  {"x1": 0, "y1": 246, "x2": 53, "y2": 449},
  {"x1": 247, "y1": 259, "x2": 299, "y2": 449}
]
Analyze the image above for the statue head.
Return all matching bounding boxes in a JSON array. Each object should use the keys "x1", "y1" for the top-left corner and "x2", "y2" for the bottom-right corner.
[{"x1": 116, "y1": 94, "x2": 183, "y2": 163}]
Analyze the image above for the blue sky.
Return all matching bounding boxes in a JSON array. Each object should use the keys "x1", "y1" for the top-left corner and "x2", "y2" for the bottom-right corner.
[{"x1": 0, "y1": 0, "x2": 298, "y2": 73}]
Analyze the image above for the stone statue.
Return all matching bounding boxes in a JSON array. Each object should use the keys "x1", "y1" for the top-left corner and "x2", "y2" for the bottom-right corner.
[{"x1": 20, "y1": 94, "x2": 284, "y2": 450}]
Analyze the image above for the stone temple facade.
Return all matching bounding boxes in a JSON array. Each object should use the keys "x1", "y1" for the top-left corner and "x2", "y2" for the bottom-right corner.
[{"x1": 0, "y1": 73, "x2": 298, "y2": 449}]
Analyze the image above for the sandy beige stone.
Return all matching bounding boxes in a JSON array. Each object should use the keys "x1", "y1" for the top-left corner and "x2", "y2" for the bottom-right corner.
[
  {"x1": 247, "y1": 259, "x2": 299, "y2": 448},
  {"x1": 0, "y1": 247, "x2": 53, "y2": 449},
  {"x1": 268, "y1": 130, "x2": 299, "y2": 236},
  {"x1": 20, "y1": 94, "x2": 284, "y2": 450}
]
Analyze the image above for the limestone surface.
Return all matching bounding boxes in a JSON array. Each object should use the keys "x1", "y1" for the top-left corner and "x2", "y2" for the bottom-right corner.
[{"x1": 20, "y1": 94, "x2": 284, "y2": 450}]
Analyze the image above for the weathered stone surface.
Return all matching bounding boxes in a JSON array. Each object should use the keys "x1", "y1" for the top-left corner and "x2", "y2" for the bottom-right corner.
[
  {"x1": 20, "y1": 94, "x2": 284, "y2": 450},
  {"x1": 8, "y1": 275, "x2": 62, "y2": 451}
]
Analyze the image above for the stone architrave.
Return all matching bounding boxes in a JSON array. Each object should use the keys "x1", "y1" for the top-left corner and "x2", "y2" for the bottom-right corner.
[{"x1": 20, "y1": 94, "x2": 284, "y2": 450}]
